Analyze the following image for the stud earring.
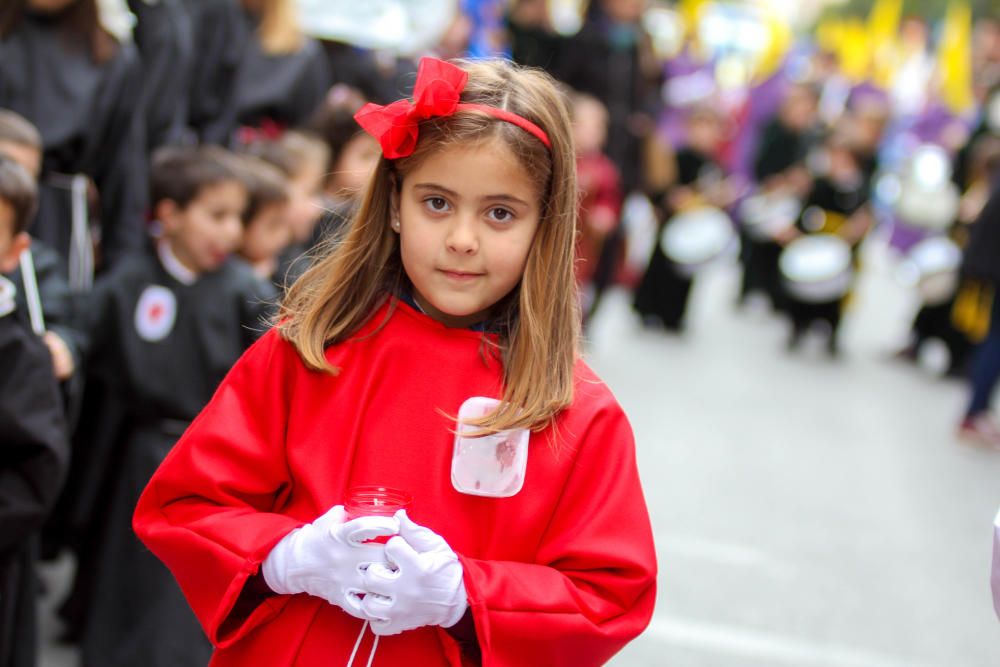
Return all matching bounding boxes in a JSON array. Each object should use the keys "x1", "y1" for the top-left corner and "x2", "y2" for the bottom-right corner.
[{"x1": 392, "y1": 219, "x2": 400, "y2": 231}]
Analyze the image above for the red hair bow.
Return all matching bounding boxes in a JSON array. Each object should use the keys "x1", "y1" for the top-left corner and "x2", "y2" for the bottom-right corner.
[{"x1": 354, "y1": 57, "x2": 551, "y2": 159}]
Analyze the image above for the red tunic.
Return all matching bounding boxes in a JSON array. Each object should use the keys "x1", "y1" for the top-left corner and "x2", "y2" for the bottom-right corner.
[{"x1": 133, "y1": 300, "x2": 657, "y2": 666}]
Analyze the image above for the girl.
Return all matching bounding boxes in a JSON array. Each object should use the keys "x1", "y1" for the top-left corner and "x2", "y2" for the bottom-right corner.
[{"x1": 134, "y1": 58, "x2": 657, "y2": 666}]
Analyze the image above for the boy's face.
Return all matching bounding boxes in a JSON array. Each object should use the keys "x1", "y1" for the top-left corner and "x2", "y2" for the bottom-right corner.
[
  {"x1": 0, "y1": 141, "x2": 42, "y2": 179},
  {"x1": 0, "y1": 199, "x2": 30, "y2": 274},
  {"x1": 240, "y1": 201, "x2": 291, "y2": 265},
  {"x1": 160, "y1": 180, "x2": 246, "y2": 274},
  {"x1": 573, "y1": 99, "x2": 608, "y2": 156}
]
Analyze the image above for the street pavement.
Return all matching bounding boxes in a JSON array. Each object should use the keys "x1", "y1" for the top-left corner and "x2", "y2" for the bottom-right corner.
[{"x1": 37, "y1": 238, "x2": 1000, "y2": 666}]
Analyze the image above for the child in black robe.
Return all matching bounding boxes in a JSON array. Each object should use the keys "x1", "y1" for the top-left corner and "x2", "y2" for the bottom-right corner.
[
  {"x1": 234, "y1": 152, "x2": 292, "y2": 287},
  {"x1": 741, "y1": 82, "x2": 821, "y2": 308},
  {"x1": 0, "y1": 0, "x2": 147, "y2": 275},
  {"x1": 634, "y1": 106, "x2": 734, "y2": 331},
  {"x1": 779, "y1": 134, "x2": 873, "y2": 356},
  {"x1": 0, "y1": 155, "x2": 68, "y2": 667},
  {"x1": 0, "y1": 110, "x2": 84, "y2": 401},
  {"x1": 77, "y1": 146, "x2": 276, "y2": 667}
]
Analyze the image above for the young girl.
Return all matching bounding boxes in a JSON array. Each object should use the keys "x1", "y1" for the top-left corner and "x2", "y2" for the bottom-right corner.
[{"x1": 133, "y1": 58, "x2": 657, "y2": 667}]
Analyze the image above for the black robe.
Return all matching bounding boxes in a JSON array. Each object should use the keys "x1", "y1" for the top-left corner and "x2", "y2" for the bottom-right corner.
[
  {"x1": 0, "y1": 288, "x2": 68, "y2": 667},
  {"x1": 962, "y1": 179, "x2": 1000, "y2": 287},
  {"x1": 200, "y1": 9, "x2": 331, "y2": 146},
  {"x1": 4, "y1": 239, "x2": 86, "y2": 438},
  {"x1": 75, "y1": 246, "x2": 275, "y2": 667},
  {"x1": 782, "y1": 175, "x2": 870, "y2": 345},
  {"x1": 0, "y1": 11, "x2": 147, "y2": 271},
  {"x1": 740, "y1": 118, "x2": 819, "y2": 307},
  {"x1": 634, "y1": 148, "x2": 724, "y2": 330},
  {"x1": 178, "y1": 0, "x2": 245, "y2": 143},
  {"x1": 128, "y1": 0, "x2": 195, "y2": 149}
]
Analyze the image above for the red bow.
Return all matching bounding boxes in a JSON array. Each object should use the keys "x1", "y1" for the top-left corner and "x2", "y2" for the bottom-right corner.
[{"x1": 354, "y1": 58, "x2": 468, "y2": 159}]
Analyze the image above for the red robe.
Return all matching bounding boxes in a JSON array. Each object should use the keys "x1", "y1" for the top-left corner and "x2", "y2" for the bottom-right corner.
[{"x1": 133, "y1": 300, "x2": 657, "y2": 666}]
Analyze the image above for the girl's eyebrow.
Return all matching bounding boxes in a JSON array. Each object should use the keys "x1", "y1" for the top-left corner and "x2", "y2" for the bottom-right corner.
[{"x1": 412, "y1": 183, "x2": 530, "y2": 208}]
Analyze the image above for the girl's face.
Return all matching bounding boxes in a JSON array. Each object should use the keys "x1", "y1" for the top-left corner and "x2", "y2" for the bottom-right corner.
[
  {"x1": 327, "y1": 134, "x2": 380, "y2": 199},
  {"x1": 395, "y1": 138, "x2": 541, "y2": 328}
]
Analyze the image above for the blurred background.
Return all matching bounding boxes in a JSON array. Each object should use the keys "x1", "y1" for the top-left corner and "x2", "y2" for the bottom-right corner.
[{"x1": 1, "y1": 0, "x2": 999, "y2": 664}]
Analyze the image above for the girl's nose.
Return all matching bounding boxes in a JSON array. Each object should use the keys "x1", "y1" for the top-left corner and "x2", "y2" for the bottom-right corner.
[{"x1": 446, "y1": 217, "x2": 478, "y2": 254}]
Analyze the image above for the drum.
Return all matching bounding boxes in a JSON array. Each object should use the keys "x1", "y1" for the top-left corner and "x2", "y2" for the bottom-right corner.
[
  {"x1": 739, "y1": 193, "x2": 800, "y2": 242},
  {"x1": 779, "y1": 234, "x2": 853, "y2": 303},
  {"x1": 894, "y1": 144, "x2": 960, "y2": 231},
  {"x1": 660, "y1": 206, "x2": 738, "y2": 278},
  {"x1": 898, "y1": 236, "x2": 962, "y2": 305}
]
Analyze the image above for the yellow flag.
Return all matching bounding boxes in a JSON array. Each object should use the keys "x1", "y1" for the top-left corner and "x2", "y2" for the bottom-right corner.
[
  {"x1": 867, "y1": 0, "x2": 903, "y2": 87},
  {"x1": 937, "y1": 1, "x2": 974, "y2": 114},
  {"x1": 840, "y1": 18, "x2": 872, "y2": 83},
  {"x1": 755, "y1": 9, "x2": 792, "y2": 82},
  {"x1": 679, "y1": 0, "x2": 709, "y2": 36}
]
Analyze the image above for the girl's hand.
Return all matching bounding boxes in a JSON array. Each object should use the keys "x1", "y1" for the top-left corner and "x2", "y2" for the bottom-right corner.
[
  {"x1": 260, "y1": 505, "x2": 398, "y2": 619},
  {"x1": 361, "y1": 510, "x2": 467, "y2": 636}
]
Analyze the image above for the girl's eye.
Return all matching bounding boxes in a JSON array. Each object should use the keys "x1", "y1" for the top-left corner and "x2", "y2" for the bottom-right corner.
[
  {"x1": 425, "y1": 197, "x2": 449, "y2": 212},
  {"x1": 487, "y1": 207, "x2": 514, "y2": 223}
]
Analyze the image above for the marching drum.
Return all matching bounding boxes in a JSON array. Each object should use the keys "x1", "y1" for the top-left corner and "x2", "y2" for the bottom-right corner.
[
  {"x1": 894, "y1": 144, "x2": 961, "y2": 232},
  {"x1": 660, "y1": 206, "x2": 738, "y2": 278},
  {"x1": 739, "y1": 192, "x2": 801, "y2": 242},
  {"x1": 898, "y1": 236, "x2": 962, "y2": 306},
  {"x1": 779, "y1": 234, "x2": 853, "y2": 303}
]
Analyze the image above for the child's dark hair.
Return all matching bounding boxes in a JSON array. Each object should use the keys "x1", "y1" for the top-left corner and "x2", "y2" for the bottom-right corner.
[
  {"x1": 308, "y1": 86, "x2": 368, "y2": 169},
  {"x1": 150, "y1": 145, "x2": 245, "y2": 209},
  {"x1": 236, "y1": 155, "x2": 289, "y2": 226},
  {"x1": 0, "y1": 109, "x2": 42, "y2": 150},
  {"x1": 0, "y1": 155, "x2": 38, "y2": 234}
]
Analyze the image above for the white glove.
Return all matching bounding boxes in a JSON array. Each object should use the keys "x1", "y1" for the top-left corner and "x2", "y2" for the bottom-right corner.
[
  {"x1": 360, "y1": 510, "x2": 468, "y2": 636},
  {"x1": 261, "y1": 504, "x2": 399, "y2": 619}
]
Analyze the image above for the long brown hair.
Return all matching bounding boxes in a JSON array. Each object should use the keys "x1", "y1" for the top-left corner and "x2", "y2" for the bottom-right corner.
[
  {"x1": 280, "y1": 59, "x2": 580, "y2": 435},
  {"x1": 0, "y1": 0, "x2": 117, "y2": 64}
]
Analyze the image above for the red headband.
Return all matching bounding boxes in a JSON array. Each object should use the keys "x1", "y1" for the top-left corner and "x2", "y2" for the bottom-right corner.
[{"x1": 354, "y1": 58, "x2": 552, "y2": 160}]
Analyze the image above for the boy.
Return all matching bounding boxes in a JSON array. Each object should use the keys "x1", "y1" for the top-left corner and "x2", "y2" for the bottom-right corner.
[
  {"x1": 78, "y1": 145, "x2": 276, "y2": 667},
  {"x1": 634, "y1": 104, "x2": 734, "y2": 332},
  {"x1": 0, "y1": 110, "x2": 83, "y2": 392},
  {"x1": 235, "y1": 153, "x2": 292, "y2": 285},
  {"x1": 0, "y1": 155, "x2": 68, "y2": 667},
  {"x1": 571, "y1": 92, "x2": 622, "y2": 321},
  {"x1": 779, "y1": 133, "x2": 873, "y2": 356}
]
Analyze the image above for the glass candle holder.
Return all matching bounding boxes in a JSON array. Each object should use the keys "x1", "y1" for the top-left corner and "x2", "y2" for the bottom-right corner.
[{"x1": 344, "y1": 486, "x2": 412, "y2": 543}]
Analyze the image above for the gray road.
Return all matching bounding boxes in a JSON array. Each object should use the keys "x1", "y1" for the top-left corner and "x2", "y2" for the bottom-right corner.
[{"x1": 38, "y1": 240, "x2": 1000, "y2": 666}]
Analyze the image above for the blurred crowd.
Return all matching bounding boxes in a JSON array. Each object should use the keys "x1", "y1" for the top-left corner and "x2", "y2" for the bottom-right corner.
[{"x1": 1, "y1": 0, "x2": 1000, "y2": 666}]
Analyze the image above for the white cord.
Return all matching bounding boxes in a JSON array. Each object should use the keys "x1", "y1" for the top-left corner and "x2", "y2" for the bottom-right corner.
[
  {"x1": 347, "y1": 621, "x2": 378, "y2": 667},
  {"x1": 366, "y1": 635, "x2": 380, "y2": 667}
]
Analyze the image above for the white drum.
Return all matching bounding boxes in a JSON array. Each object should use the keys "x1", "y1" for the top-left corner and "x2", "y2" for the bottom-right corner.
[
  {"x1": 894, "y1": 144, "x2": 961, "y2": 231},
  {"x1": 739, "y1": 193, "x2": 800, "y2": 242},
  {"x1": 660, "y1": 206, "x2": 738, "y2": 278},
  {"x1": 779, "y1": 234, "x2": 853, "y2": 303},
  {"x1": 898, "y1": 236, "x2": 962, "y2": 305}
]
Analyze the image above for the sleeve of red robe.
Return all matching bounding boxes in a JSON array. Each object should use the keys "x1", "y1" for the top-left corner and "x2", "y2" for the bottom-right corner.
[
  {"x1": 451, "y1": 381, "x2": 658, "y2": 667},
  {"x1": 132, "y1": 329, "x2": 304, "y2": 647}
]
